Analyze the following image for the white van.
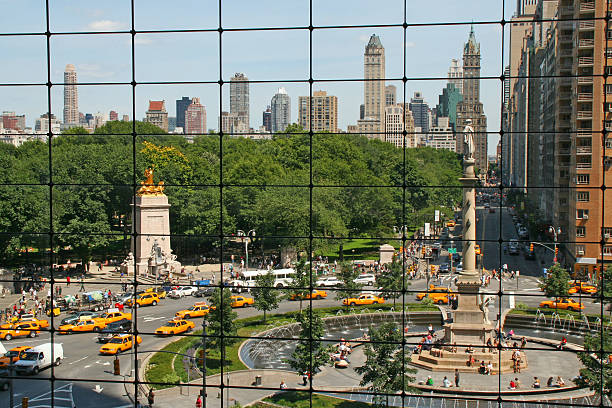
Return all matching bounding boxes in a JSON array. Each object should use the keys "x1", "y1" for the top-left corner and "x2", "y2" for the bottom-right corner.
[
  {"x1": 14, "y1": 343, "x2": 63, "y2": 375},
  {"x1": 241, "y1": 268, "x2": 296, "y2": 289}
]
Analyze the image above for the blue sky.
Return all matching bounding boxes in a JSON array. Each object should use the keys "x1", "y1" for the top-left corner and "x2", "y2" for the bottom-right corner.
[{"x1": 1, "y1": 0, "x2": 517, "y2": 155}]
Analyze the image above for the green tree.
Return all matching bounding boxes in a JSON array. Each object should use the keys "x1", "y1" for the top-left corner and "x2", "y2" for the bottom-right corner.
[
  {"x1": 539, "y1": 263, "x2": 571, "y2": 299},
  {"x1": 595, "y1": 265, "x2": 612, "y2": 317},
  {"x1": 577, "y1": 331, "x2": 612, "y2": 398},
  {"x1": 356, "y1": 322, "x2": 418, "y2": 407},
  {"x1": 335, "y1": 261, "x2": 363, "y2": 306},
  {"x1": 285, "y1": 260, "x2": 310, "y2": 313},
  {"x1": 205, "y1": 288, "x2": 240, "y2": 366},
  {"x1": 286, "y1": 307, "x2": 330, "y2": 381},
  {"x1": 376, "y1": 260, "x2": 409, "y2": 307},
  {"x1": 252, "y1": 271, "x2": 281, "y2": 321}
]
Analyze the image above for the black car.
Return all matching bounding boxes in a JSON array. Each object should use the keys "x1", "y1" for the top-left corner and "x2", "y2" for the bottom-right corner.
[
  {"x1": 451, "y1": 253, "x2": 461, "y2": 263},
  {"x1": 194, "y1": 287, "x2": 215, "y2": 298},
  {"x1": 438, "y1": 263, "x2": 451, "y2": 274},
  {"x1": 60, "y1": 311, "x2": 100, "y2": 326},
  {"x1": 97, "y1": 319, "x2": 132, "y2": 343}
]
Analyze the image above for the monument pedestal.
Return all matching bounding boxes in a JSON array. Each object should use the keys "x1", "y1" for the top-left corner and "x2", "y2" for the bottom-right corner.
[{"x1": 444, "y1": 280, "x2": 494, "y2": 346}]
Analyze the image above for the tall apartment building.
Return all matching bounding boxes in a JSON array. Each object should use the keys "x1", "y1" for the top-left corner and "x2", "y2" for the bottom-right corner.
[
  {"x1": 448, "y1": 59, "x2": 463, "y2": 95},
  {"x1": 456, "y1": 26, "x2": 488, "y2": 172},
  {"x1": 426, "y1": 117, "x2": 456, "y2": 152},
  {"x1": 1, "y1": 112, "x2": 26, "y2": 131},
  {"x1": 262, "y1": 106, "x2": 272, "y2": 132},
  {"x1": 271, "y1": 88, "x2": 291, "y2": 133},
  {"x1": 362, "y1": 34, "x2": 385, "y2": 138},
  {"x1": 436, "y1": 84, "x2": 463, "y2": 129},
  {"x1": 144, "y1": 100, "x2": 169, "y2": 132},
  {"x1": 409, "y1": 92, "x2": 430, "y2": 134},
  {"x1": 184, "y1": 97, "x2": 207, "y2": 139},
  {"x1": 298, "y1": 91, "x2": 338, "y2": 133},
  {"x1": 230, "y1": 73, "x2": 249, "y2": 131},
  {"x1": 35, "y1": 113, "x2": 60, "y2": 134},
  {"x1": 385, "y1": 85, "x2": 396, "y2": 106},
  {"x1": 63, "y1": 64, "x2": 79, "y2": 127},
  {"x1": 384, "y1": 104, "x2": 416, "y2": 148},
  {"x1": 176, "y1": 97, "x2": 192, "y2": 131}
]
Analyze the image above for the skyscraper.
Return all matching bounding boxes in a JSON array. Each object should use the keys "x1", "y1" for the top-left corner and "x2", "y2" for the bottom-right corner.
[
  {"x1": 63, "y1": 64, "x2": 79, "y2": 126},
  {"x1": 262, "y1": 106, "x2": 272, "y2": 132},
  {"x1": 176, "y1": 97, "x2": 192, "y2": 131},
  {"x1": 384, "y1": 104, "x2": 415, "y2": 148},
  {"x1": 436, "y1": 84, "x2": 463, "y2": 129},
  {"x1": 456, "y1": 26, "x2": 488, "y2": 171},
  {"x1": 361, "y1": 34, "x2": 385, "y2": 138},
  {"x1": 230, "y1": 73, "x2": 249, "y2": 131},
  {"x1": 184, "y1": 97, "x2": 207, "y2": 139},
  {"x1": 144, "y1": 100, "x2": 168, "y2": 132},
  {"x1": 271, "y1": 88, "x2": 290, "y2": 133},
  {"x1": 409, "y1": 92, "x2": 430, "y2": 134},
  {"x1": 298, "y1": 91, "x2": 338, "y2": 133},
  {"x1": 385, "y1": 85, "x2": 396, "y2": 106},
  {"x1": 448, "y1": 59, "x2": 463, "y2": 95}
]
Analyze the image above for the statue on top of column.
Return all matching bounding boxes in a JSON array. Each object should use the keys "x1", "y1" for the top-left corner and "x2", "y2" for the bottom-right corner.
[
  {"x1": 137, "y1": 167, "x2": 165, "y2": 196},
  {"x1": 463, "y1": 119, "x2": 475, "y2": 161}
]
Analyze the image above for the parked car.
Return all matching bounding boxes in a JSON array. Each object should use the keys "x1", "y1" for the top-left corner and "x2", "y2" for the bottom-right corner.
[
  {"x1": 193, "y1": 287, "x2": 215, "y2": 298},
  {"x1": 168, "y1": 286, "x2": 198, "y2": 298},
  {"x1": 353, "y1": 274, "x2": 376, "y2": 285},
  {"x1": 97, "y1": 319, "x2": 132, "y2": 343},
  {"x1": 315, "y1": 276, "x2": 342, "y2": 287}
]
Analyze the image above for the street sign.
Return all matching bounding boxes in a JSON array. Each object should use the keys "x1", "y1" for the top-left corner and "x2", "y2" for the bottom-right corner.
[
  {"x1": 424, "y1": 223, "x2": 431, "y2": 237},
  {"x1": 448, "y1": 248, "x2": 457, "y2": 254},
  {"x1": 434, "y1": 210, "x2": 440, "y2": 222}
]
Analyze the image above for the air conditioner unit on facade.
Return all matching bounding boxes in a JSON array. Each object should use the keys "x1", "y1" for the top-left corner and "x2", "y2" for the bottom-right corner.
[
  {"x1": 577, "y1": 250, "x2": 585, "y2": 256},
  {"x1": 583, "y1": 214, "x2": 589, "y2": 219},
  {"x1": 605, "y1": 233, "x2": 611, "y2": 239}
]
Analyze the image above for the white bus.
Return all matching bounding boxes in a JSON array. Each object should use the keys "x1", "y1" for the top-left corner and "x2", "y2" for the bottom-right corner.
[{"x1": 240, "y1": 268, "x2": 295, "y2": 290}]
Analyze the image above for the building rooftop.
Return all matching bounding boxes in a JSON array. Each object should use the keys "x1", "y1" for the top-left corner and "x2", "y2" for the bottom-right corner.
[
  {"x1": 148, "y1": 100, "x2": 166, "y2": 112},
  {"x1": 366, "y1": 34, "x2": 383, "y2": 49}
]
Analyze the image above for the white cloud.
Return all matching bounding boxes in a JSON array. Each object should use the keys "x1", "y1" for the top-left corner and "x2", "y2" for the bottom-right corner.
[
  {"x1": 134, "y1": 37, "x2": 153, "y2": 46},
  {"x1": 359, "y1": 35, "x2": 369, "y2": 43},
  {"x1": 87, "y1": 20, "x2": 125, "y2": 31},
  {"x1": 406, "y1": 41, "x2": 416, "y2": 48},
  {"x1": 77, "y1": 64, "x2": 115, "y2": 79}
]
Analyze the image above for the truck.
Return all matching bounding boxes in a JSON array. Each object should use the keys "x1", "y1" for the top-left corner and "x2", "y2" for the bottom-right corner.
[
  {"x1": 14, "y1": 343, "x2": 64, "y2": 375},
  {"x1": 67, "y1": 292, "x2": 112, "y2": 312}
]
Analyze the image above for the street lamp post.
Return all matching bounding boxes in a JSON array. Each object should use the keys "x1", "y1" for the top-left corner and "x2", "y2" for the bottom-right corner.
[
  {"x1": 549, "y1": 226, "x2": 562, "y2": 264},
  {"x1": 201, "y1": 318, "x2": 207, "y2": 408},
  {"x1": 236, "y1": 229, "x2": 256, "y2": 270}
]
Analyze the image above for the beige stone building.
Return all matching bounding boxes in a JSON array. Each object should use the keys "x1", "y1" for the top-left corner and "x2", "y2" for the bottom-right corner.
[
  {"x1": 145, "y1": 100, "x2": 168, "y2": 132},
  {"x1": 298, "y1": 91, "x2": 338, "y2": 133},
  {"x1": 384, "y1": 104, "x2": 416, "y2": 148},
  {"x1": 363, "y1": 34, "x2": 385, "y2": 138},
  {"x1": 63, "y1": 64, "x2": 79, "y2": 126}
]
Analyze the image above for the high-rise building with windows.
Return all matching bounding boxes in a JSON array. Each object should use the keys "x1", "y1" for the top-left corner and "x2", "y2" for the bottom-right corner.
[
  {"x1": 362, "y1": 34, "x2": 385, "y2": 138},
  {"x1": 448, "y1": 59, "x2": 463, "y2": 95},
  {"x1": 184, "y1": 97, "x2": 207, "y2": 139},
  {"x1": 230, "y1": 73, "x2": 249, "y2": 131},
  {"x1": 144, "y1": 100, "x2": 168, "y2": 132},
  {"x1": 262, "y1": 106, "x2": 272, "y2": 132},
  {"x1": 436, "y1": 84, "x2": 463, "y2": 129},
  {"x1": 271, "y1": 88, "x2": 291, "y2": 133},
  {"x1": 176, "y1": 97, "x2": 192, "y2": 131},
  {"x1": 409, "y1": 92, "x2": 430, "y2": 134},
  {"x1": 63, "y1": 64, "x2": 79, "y2": 126},
  {"x1": 298, "y1": 91, "x2": 338, "y2": 133},
  {"x1": 385, "y1": 85, "x2": 396, "y2": 106},
  {"x1": 384, "y1": 104, "x2": 415, "y2": 148},
  {"x1": 456, "y1": 26, "x2": 488, "y2": 171}
]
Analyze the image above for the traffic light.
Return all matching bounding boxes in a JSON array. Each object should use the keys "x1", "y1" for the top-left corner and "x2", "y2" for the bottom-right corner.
[
  {"x1": 22, "y1": 397, "x2": 28, "y2": 408},
  {"x1": 555, "y1": 247, "x2": 559, "y2": 256},
  {"x1": 113, "y1": 356, "x2": 120, "y2": 376},
  {"x1": 422, "y1": 247, "x2": 426, "y2": 256},
  {"x1": 430, "y1": 265, "x2": 436, "y2": 275},
  {"x1": 530, "y1": 243, "x2": 534, "y2": 252}
]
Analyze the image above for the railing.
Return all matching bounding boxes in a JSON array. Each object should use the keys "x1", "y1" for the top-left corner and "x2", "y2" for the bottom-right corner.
[
  {"x1": 580, "y1": 1, "x2": 595, "y2": 12},
  {"x1": 578, "y1": 92, "x2": 594, "y2": 101},
  {"x1": 577, "y1": 111, "x2": 593, "y2": 119},
  {"x1": 579, "y1": 39, "x2": 595, "y2": 48},
  {"x1": 578, "y1": 76, "x2": 594, "y2": 84},
  {"x1": 576, "y1": 145, "x2": 593, "y2": 154},
  {"x1": 579, "y1": 21, "x2": 596, "y2": 30},
  {"x1": 577, "y1": 161, "x2": 593, "y2": 169},
  {"x1": 579, "y1": 57, "x2": 594, "y2": 65}
]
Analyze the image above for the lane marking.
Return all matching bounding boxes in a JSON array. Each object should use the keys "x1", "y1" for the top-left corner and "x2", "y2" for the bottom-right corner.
[{"x1": 68, "y1": 355, "x2": 88, "y2": 365}]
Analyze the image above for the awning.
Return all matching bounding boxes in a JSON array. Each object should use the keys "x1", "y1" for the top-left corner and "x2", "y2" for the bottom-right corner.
[{"x1": 575, "y1": 257, "x2": 597, "y2": 265}]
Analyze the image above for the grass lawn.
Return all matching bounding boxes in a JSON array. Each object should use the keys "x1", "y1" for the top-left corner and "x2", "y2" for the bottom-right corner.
[
  {"x1": 145, "y1": 303, "x2": 438, "y2": 389},
  {"x1": 262, "y1": 391, "x2": 371, "y2": 407},
  {"x1": 318, "y1": 239, "x2": 386, "y2": 260}
]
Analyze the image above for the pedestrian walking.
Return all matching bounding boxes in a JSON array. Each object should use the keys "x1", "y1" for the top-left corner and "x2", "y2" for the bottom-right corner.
[
  {"x1": 66, "y1": 276, "x2": 70, "y2": 287},
  {"x1": 302, "y1": 372, "x2": 308, "y2": 386},
  {"x1": 195, "y1": 394, "x2": 202, "y2": 408},
  {"x1": 454, "y1": 369, "x2": 460, "y2": 387},
  {"x1": 147, "y1": 389, "x2": 155, "y2": 407}
]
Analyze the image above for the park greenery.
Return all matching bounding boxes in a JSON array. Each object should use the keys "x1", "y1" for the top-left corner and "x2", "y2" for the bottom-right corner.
[
  {"x1": 335, "y1": 261, "x2": 363, "y2": 304},
  {"x1": 595, "y1": 265, "x2": 612, "y2": 316},
  {"x1": 285, "y1": 260, "x2": 311, "y2": 313},
  {"x1": 252, "y1": 270, "x2": 281, "y2": 321},
  {"x1": 205, "y1": 288, "x2": 240, "y2": 365},
  {"x1": 577, "y1": 331, "x2": 612, "y2": 398},
  {"x1": 376, "y1": 260, "x2": 410, "y2": 306},
  {"x1": 286, "y1": 307, "x2": 331, "y2": 381},
  {"x1": 538, "y1": 263, "x2": 571, "y2": 299},
  {"x1": 0, "y1": 121, "x2": 462, "y2": 264}
]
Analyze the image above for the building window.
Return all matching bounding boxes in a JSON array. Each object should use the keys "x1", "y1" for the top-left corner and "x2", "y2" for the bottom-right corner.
[
  {"x1": 576, "y1": 191, "x2": 590, "y2": 202},
  {"x1": 576, "y1": 245, "x2": 586, "y2": 256},
  {"x1": 603, "y1": 227, "x2": 612, "y2": 238},
  {"x1": 606, "y1": 84, "x2": 612, "y2": 94},
  {"x1": 577, "y1": 209, "x2": 590, "y2": 219},
  {"x1": 576, "y1": 174, "x2": 590, "y2": 184},
  {"x1": 576, "y1": 226, "x2": 586, "y2": 237},
  {"x1": 604, "y1": 246, "x2": 612, "y2": 256}
]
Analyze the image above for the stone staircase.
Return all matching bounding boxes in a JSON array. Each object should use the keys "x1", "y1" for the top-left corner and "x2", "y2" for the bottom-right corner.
[{"x1": 410, "y1": 349, "x2": 528, "y2": 374}]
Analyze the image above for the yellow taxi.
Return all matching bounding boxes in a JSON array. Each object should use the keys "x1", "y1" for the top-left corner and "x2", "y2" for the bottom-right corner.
[
  {"x1": 230, "y1": 295, "x2": 254, "y2": 308},
  {"x1": 58, "y1": 318, "x2": 106, "y2": 334},
  {"x1": 146, "y1": 287, "x2": 167, "y2": 299},
  {"x1": 342, "y1": 293, "x2": 385, "y2": 306},
  {"x1": 475, "y1": 244, "x2": 481, "y2": 255},
  {"x1": 0, "y1": 322, "x2": 40, "y2": 341},
  {"x1": 289, "y1": 289, "x2": 328, "y2": 301},
  {"x1": 416, "y1": 285, "x2": 455, "y2": 305},
  {"x1": 46, "y1": 307, "x2": 61, "y2": 317},
  {"x1": 94, "y1": 311, "x2": 132, "y2": 325},
  {"x1": 175, "y1": 303, "x2": 210, "y2": 319},
  {"x1": 1, "y1": 315, "x2": 49, "y2": 330},
  {"x1": 568, "y1": 281, "x2": 597, "y2": 295},
  {"x1": 155, "y1": 319, "x2": 195, "y2": 336},
  {"x1": 539, "y1": 298, "x2": 584, "y2": 311},
  {"x1": 446, "y1": 220, "x2": 456, "y2": 228},
  {"x1": 0, "y1": 346, "x2": 32, "y2": 368},
  {"x1": 99, "y1": 334, "x2": 142, "y2": 355},
  {"x1": 125, "y1": 293, "x2": 160, "y2": 308}
]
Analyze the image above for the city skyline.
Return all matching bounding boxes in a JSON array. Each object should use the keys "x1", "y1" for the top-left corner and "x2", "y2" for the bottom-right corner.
[{"x1": 0, "y1": 0, "x2": 517, "y2": 155}]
